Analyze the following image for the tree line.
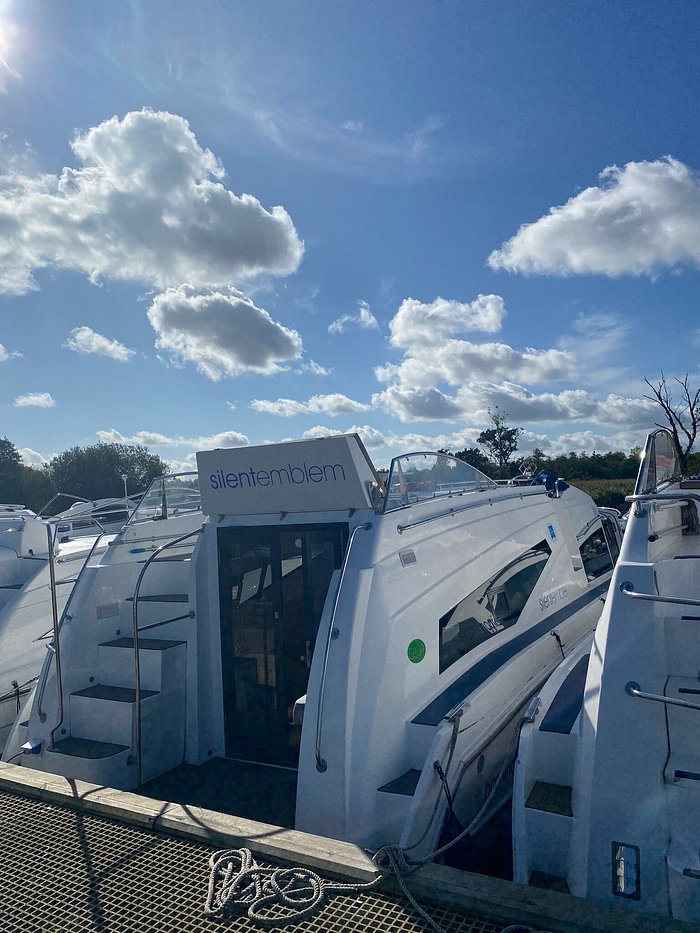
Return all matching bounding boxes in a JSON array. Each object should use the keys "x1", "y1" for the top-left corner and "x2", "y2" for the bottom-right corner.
[
  {"x1": 2, "y1": 375, "x2": 698, "y2": 514},
  {"x1": 0, "y1": 437, "x2": 168, "y2": 513}
]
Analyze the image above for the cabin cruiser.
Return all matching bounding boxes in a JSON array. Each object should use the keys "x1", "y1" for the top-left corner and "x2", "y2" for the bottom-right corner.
[
  {"x1": 0, "y1": 480, "x2": 200, "y2": 751},
  {"x1": 0, "y1": 494, "x2": 138, "y2": 611},
  {"x1": 4, "y1": 436, "x2": 621, "y2": 858},
  {"x1": 512, "y1": 428, "x2": 700, "y2": 924},
  {"x1": 0, "y1": 505, "x2": 48, "y2": 611}
]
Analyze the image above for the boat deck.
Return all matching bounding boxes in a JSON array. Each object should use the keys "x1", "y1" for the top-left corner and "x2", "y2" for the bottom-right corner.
[
  {"x1": 0, "y1": 761, "x2": 695, "y2": 933},
  {"x1": 139, "y1": 757, "x2": 298, "y2": 829}
]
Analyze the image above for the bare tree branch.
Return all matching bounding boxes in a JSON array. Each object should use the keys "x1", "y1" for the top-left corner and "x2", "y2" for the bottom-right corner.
[{"x1": 643, "y1": 372, "x2": 700, "y2": 472}]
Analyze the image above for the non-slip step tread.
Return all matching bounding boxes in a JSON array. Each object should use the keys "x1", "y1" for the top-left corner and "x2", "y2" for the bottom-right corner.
[
  {"x1": 377, "y1": 769, "x2": 422, "y2": 796},
  {"x1": 525, "y1": 780, "x2": 573, "y2": 816},
  {"x1": 48, "y1": 736, "x2": 129, "y2": 759},
  {"x1": 125, "y1": 594, "x2": 189, "y2": 603},
  {"x1": 71, "y1": 684, "x2": 158, "y2": 702},
  {"x1": 99, "y1": 637, "x2": 186, "y2": 650}
]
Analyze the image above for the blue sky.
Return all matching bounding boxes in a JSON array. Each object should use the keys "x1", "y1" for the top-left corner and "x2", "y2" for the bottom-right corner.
[{"x1": 0, "y1": 0, "x2": 698, "y2": 472}]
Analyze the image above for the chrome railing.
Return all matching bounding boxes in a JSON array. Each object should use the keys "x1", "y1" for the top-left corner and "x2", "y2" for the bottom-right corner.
[
  {"x1": 37, "y1": 530, "x2": 108, "y2": 725},
  {"x1": 625, "y1": 681, "x2": 700, "y2": 713},
  {"x1": 315, "y1": 521, "x2": 372, "y2": 773},
  {"x1": 626, "y1": 491, "x2": 700, "y2": 518},
  {"x1": 395, "y1": 486, "x2": 546, "y2": 535},
  {"x1": 130, "y1": 526, "x2": 202, "y2": 786},
  {"x1": 619, "y1": 581, "x2": 700, "y2": 609}
]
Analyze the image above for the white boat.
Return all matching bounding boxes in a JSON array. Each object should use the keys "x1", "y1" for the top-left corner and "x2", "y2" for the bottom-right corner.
[
  {"x1": 0, "y1": 494, "x2": 137, "y2": 613},
  {"x1": 0, "y1": 505, "x2": 48, "y2": 611},
  {"x1": 512, "y1": 428, "x2": 700, "y2": 923},
  {"x1": 4, "y1": 436, "x2": 621, "y2": 859},
  {"x1": 0, "y1": 481, "x2": 199, "y2": 751}
]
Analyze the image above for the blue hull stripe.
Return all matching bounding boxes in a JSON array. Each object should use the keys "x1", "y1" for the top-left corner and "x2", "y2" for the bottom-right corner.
[
  {"x1": 539, "y1": 652, "x2": 590, "y2": 734},
  {"x1": 412, "y1": 580, "x2": 608, "y2": 727}
]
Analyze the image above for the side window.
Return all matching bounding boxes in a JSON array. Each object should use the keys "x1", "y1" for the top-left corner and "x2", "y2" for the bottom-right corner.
[
  {"x1": 439, "y1": 540, "x2": 552, "y2": 674},
  {"x1": 579, "y1": 527, "x2": 613, "y2": 581},
  {"x1": 601, "y1": 515, "x2": 620, "y2": 564}
]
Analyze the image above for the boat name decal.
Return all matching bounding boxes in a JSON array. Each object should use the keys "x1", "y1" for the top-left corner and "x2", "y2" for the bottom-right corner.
[
  {"x1": 209, "y1": 461, "x2": 347, "y2": 491},
  {"x1": 539, "y1": 583, "x2": 571, "y2": 611}
]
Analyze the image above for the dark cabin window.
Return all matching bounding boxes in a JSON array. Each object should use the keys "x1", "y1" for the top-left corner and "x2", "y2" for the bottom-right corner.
[
  {"x1": 439, "y1": 540, "x2": 552, "y2": 673},
  {"x1": 601, "y1": 515, "x2": 620, "y2": 564},
  {"x1": 579, "y1": 527, "x2": 613, "y2": 581}
]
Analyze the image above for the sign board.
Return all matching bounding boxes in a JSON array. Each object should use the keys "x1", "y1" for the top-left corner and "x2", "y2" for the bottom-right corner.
[{"x1": 196, "y1": 434, "x2": 379, "y2": 516}]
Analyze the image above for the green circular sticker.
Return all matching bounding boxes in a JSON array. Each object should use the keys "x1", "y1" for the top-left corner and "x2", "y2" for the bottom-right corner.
[{"x1": 407, "y1": 639, "x2": 426, "y2": 664}]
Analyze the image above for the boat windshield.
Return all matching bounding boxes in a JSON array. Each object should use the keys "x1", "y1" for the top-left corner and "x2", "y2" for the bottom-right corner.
[
  {"x1": 127, "y1": 473, "x2": 201, "y2": 525},
  {"x1": 383, "y1": 451, "x2": 497, "y2": 512},
  {"x1": 635, "y1": 429, "x2": 681, "y2": 495}
]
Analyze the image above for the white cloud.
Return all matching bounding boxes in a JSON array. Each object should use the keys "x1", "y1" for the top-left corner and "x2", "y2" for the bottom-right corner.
[
  {"x1": 0, "y1": 342, "x2": 22, "y2": 361},
  {"x1": 371, "y1": 385, "x2": 464, "y2": 422},
  {"x1": 302, "y1": 424, "x2": 390, "y2": 449},
  {"x1": 372, "y1": 376, "x2": 657, "y2": 428},
  {"x1": 328, "y1": 300, "x2": 379, "y2": 334},
  {"x1": 14, "y1": 392, "x2": 55, "y2": 408},
  {"x1": 341, "y1": 121, "x2": 364, "y2": 133},
  {"x1": 96, "y1": 428, "x2": 249, "y2": 449},
  {"x1": 370, "y1": 291, "x2": 647, "y2": 426},
  {"x1": 147, "y1": 284, "x2": 302, "y2": 379},
  {"x1": 296, "y1": 359, "x2": 330, "y2": 376},
  {"x1": 0, "y1": 108, "x2": 303, "y2": 296},
  {"x1": 63, "y1": 325, "x2": 135, "y2": 361},
  {"x1": 488, "y1": 157, "x2": 700, "y2": 277},
  {"x1": 251, "y1": 393, "x2": 370, "y2": 417},
  {"x1": 18, "y1": 447, "x2": 47, "y2": 467},
  {"x1": 389, "y1": 295, "x2": 506, "y2": 347}
]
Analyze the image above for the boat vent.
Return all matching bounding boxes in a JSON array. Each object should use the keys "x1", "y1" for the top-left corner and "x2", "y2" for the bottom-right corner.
[{"x1": 0, "y1": 788, "x2": 502, "y2": 932}]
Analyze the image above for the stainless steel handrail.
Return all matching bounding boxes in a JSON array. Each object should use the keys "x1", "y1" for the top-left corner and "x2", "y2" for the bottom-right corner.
[
  {"x1": 625, "y1": 681, "x2": 700, "y2": 712},
  {"x1": 315, "y1": 521, "x2": 373, "y2": 773},
  {"x1": 131, "y1": 526, "x2": 202, "y2": 786},
  {"x1": 619, "y1": 581, "x2": 700, "y2": 608},
  {"x1": 37, "y1": 531, "x2": 107, "y2": 723},
  {"x1": 45, "y1": 525, "x2": 64, "y2": 746},
  {"x1": 396, "y1": 487, "x2": 546, "y2": 535},
  {"x1": 627, "y1": 491, "x2": 700, "y2": 517}
]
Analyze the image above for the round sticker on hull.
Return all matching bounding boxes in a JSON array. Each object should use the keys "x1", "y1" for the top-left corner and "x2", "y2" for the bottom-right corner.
[{"x1": 407, "y1": 639, "x2": 426, "y2": 663}]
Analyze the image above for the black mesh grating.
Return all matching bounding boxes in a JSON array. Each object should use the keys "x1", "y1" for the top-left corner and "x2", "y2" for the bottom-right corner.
[{"x1": 0, "y1": 789, "x2": 503, "y2": 933}]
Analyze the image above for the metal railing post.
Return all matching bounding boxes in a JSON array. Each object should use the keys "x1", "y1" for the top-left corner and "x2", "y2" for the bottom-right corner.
[
  {"x1": 37, "y1": 531, "x2": 106, "y2": 722},
  {"x1": 131, "y1": 526, "x2": 202, "y2": 786},
  {"x1": 45, "y1": 524, "x2": 64, "y2": 745}
]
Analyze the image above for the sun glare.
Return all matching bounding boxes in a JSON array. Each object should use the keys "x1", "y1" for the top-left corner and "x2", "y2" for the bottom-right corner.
[{"x1": 0, "y1": 15, "x2": 21, "y2": 90}]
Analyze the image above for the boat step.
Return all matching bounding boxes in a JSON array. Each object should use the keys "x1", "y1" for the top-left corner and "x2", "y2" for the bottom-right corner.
[
  {"x1": 125, "y1": 594, "x2": 189, "y2": 603},
  {"x1": 675, "y1": 769, "x2": 700, "y2": 781},
  {"x1": 377, "y1": 769, "x2": 422, "y2": 796},
  {"x1": 529, "y1": 870, "x2": 570, "y2": 893},
  {"x1": 100, "y1": 637, "x2": 186, "y2": 651},
  {"x1": 525, "y1": 780, "x2": 572, "y2": 816},
  {"x1": 71, "y1": 684, "x2": 158, "y2": 702},
  {"x1": 48, "y1": 736, "x2": 129, "y2": 759}
]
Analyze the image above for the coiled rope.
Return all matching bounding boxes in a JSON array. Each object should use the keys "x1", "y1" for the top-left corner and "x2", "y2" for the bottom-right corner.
[{"x1": 204, "y1": 712, "x2": 555, "y2": 931}]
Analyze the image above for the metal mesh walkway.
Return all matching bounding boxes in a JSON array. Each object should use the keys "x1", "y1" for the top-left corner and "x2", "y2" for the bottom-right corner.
[{"x1": 0, "y1": 788, "x2": 502, "y2": 933}]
